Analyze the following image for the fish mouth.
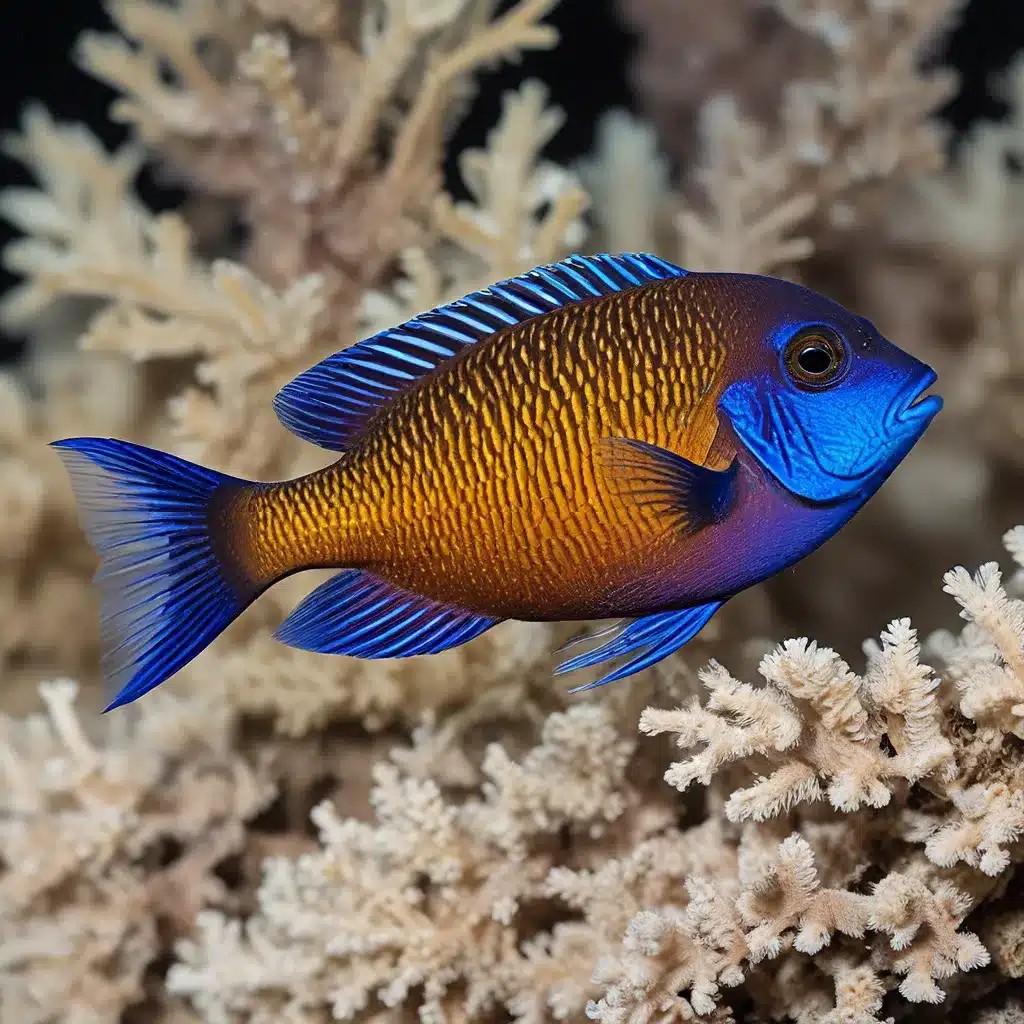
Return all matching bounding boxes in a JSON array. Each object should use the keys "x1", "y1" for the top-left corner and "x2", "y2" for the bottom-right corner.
[{"x1": 891, "y1": 368, "x2": 943, "y2": 428}]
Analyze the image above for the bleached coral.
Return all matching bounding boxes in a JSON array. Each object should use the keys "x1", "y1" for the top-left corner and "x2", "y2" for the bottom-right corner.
[
  {"x1": 166, "y1": 705, "x2": 654, "y2": 1023},
  {"x1": 0, "y1": 0, "x2": 1023, "y2": 1021},
  {"x1": 940, "y1": 542, "x2": 1024, "y2": 740},
  {"x1": 587, "y1": 829, "x2": 988, "y2": 1021},
  {"x1": 585, "y1": 876, "x2": 746, "y2": 1024},
  {"x1": 575, "y1": 110, "x2": 671, "y2": 256},
  {"x1": 642, "y1": 530, "x2": 1024, "y2": 892},
  {"x1": 641, "y1": 618, "x2": 956, "y2": 824},
  {"x1": 75, "y1": 0, "x2": 559, "y2": 294},
  {"x1": 362, "y1": 76, "x2": 589, "y2": 342},
  {"x1": 867, "y1": 872, "x2": 989, "y2": 1003},
  {"x1": 667, "y1": 0, "x2": 960, "y2": 273},
  {"x1": 0, "y1": 679, "x2": 272, "y2": 1024}
]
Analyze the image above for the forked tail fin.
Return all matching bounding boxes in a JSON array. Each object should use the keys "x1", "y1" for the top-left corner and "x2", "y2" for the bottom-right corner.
[{"x1": 51, "y1": 437, "x2": 266, "y2": 711}]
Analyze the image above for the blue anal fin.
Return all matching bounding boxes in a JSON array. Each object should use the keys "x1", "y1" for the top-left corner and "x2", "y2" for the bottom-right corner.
[
  {"x1": 599, "y1": 437, "x2": 738, "y2": 534},
  {"x1": 554, "y1": 601, "x2": 723, "y2": 691},
  {"x1": 273, "y1": 252, "x2": 687, "y2": 452},
  {"x1": 274, "y1": 569, "x2": 501, "y2": 658}
]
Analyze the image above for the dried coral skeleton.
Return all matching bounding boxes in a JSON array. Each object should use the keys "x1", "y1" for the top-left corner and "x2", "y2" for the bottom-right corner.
[
  {"x1": 164, "y1": 528, "x2": 1024, "y2": 1023},
  {"x1": 1, "y1": 0, "x2": 1023, "y2": 1022},
  {"x1": 0, "y1": 0, "x2": 579, "y2": 729}
]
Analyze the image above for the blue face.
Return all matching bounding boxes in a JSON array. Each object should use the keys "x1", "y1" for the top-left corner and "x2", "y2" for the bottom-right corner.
[{"x1": 717, "y1": 293, "x2": 942, "y2": 505}]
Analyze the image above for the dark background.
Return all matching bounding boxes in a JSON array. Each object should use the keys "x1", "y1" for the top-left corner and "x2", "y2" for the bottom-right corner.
[{"x1": 0, "y1": 0, "x2": 1021, "y2": 362}]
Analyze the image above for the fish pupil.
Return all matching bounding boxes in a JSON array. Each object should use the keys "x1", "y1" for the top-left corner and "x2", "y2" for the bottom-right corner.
[{"x1": 797, "y1": 343, "x2": 832, "y2": 375}]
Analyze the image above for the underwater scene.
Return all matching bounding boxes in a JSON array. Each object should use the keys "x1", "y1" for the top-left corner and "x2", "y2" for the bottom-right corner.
[{"x1": 1, "y1": 1, "x2": 1024, "y2": 1022}]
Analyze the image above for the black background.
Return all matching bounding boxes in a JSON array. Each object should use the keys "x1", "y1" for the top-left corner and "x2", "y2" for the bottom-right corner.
[{"x1": 0, "y1": 0, "x2": 1021, "y2": 361}]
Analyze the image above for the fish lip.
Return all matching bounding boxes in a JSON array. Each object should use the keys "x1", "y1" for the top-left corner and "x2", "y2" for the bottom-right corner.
[{"x1": 890, "y1": 368, "x2": 942, "y2": 427}]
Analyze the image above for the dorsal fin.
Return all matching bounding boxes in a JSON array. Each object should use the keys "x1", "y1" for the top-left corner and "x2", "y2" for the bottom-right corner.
[{"x1": 274, "y1": 252, "x2": 688, "y2": 451}]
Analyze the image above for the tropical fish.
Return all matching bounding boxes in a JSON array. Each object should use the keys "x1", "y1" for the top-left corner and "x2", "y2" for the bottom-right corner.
[{"x1": 52, "y1": 253, "x2": 942, "y2": 711}]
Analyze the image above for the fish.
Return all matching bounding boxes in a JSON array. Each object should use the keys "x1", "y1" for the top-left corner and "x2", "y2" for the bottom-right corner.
[{"x1": 51, "y1": 253, "x2": 942, "y2": 711}]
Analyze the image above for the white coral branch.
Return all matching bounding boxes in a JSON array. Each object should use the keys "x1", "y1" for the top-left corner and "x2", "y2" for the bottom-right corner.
[
  {"x1": 942, "y1": 562, "x2": 1024, "y2": 737},
  {"x1": 868, "y1": 875, "x2": 990, "y2": 1003},
  {"x1": 644, "y1": 630, "x2": 951, "y2": 822}
]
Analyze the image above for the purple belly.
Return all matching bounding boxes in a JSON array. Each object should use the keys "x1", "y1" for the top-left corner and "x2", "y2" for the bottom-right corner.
[{"x1": 599, "y1": 452, "x2": 864, "y2": 616}]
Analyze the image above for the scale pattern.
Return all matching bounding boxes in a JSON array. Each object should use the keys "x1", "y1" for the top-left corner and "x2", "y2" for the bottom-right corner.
[{"x1": 240, "y1": 275, "x2": 732, "y2": 619}]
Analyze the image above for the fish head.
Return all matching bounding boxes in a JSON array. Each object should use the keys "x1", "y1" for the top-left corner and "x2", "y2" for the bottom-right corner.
[{"x1": 714, "y1": 275, "x2": 942, "y2": 504}]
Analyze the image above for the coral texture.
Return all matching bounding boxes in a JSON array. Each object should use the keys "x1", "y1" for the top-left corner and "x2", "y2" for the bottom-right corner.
[{"x1": 1, "y1": 0, "x2": 1023, "y2": 1021}]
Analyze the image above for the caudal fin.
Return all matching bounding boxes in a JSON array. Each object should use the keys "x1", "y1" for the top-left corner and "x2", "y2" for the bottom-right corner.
[{"x1": 51, "y1": 437, "x2": 264, "y2": 711}]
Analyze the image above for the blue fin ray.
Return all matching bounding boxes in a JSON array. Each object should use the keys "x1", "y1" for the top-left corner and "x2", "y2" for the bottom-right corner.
[
  {"x1": 50, "y1": 438, "x2": 260, "y2": 711},
  {"x1": 554, "y1": 620, "x2": 625, "y2": 655},
  {"x1": 275, "y1": 569, "x2": 501, "y2": 658},
  {"x1": 274, "y1": 253, "x2": 687, "y2": 452},
  {"x1": 554, "y1": 601, "x2": 723, "y2": 691}
]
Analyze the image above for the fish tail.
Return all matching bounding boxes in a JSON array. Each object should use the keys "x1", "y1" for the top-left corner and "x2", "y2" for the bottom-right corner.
[{"x1": 51, "y1": 437, "x2": 272, "y2": 711}]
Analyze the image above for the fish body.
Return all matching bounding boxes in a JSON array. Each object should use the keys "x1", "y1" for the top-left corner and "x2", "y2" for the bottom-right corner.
[
  {"x1": 237, "y1": 274, "x2": 729, "y2": 620},
  {"x1": 53, "y1": 254, "x2": 942, "y2": 710}
]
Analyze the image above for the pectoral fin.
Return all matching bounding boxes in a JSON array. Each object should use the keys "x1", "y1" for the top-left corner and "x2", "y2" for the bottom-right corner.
[{"x1": 598, "y1": 436, "x2": 738, "y2": 534}]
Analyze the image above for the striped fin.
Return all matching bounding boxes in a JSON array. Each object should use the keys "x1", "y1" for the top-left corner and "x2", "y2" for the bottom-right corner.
[
  {"x1": 555, "y1": 601, "x2": 722, "y2": 691},
  {"x1": 273, "y1": 252, "x2": 687, "y2": 451},
  {"x1": 598, "y1": 438, "x2": 739, "y2": 535},
  {"x1": 50, "y1": 437, "x2": 262, "y2": 710},
  {"x1": 275, "y1": 568, "x2": 501, "y2": 658}
]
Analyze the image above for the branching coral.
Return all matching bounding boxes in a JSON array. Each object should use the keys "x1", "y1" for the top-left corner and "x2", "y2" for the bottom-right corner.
[
  {"x1": 75, "y1": 0, "x2": 559, "y2": 296},
  {"x1": 585, "y1": 876, "x2": 746, "y2": 1023},
  {"x1": 361, "y1": 76, "x2": 589, "y2": 343},
  {"x1": 166, "y1": 704, "x2": 661, "y2": 1023},
  {"x1": 0, "y1": 0, "x2": 581, "y2": 731},
  {"x1": 641, "y1": 617, "x2": 957, "y2": 824},
  {"x1": 0, "y1": 679, "x2": 273, "y2": 1023},
  {"x1": 1, "y1": 0, "x2": 1023, "y2": 1022},
  {"x1": 618, "y1": 530, "x2": 1024, "y2": 1017},
  {"x1": 941, "y1": 555, "x2": 1024, "y2": 740},
  {"x1": 644, "y1": 529, "x2": 1024, "y2": 884},
  {"x1": 621, "y1": 0, "x2": 963, "y2": 274},
  {"x1": 587, "y1": 829, "x2": 990, "y2": 1022}
]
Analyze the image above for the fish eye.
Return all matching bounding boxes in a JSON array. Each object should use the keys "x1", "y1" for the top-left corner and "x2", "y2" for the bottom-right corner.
[{"x1": 783, "y1": 327, "x2": 849, "y2": 389}]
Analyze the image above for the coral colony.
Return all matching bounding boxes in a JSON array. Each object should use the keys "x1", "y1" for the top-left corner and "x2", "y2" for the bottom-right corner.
[{"x1": 1, "y1": 2, "x2": 1023, "y2": 1023}]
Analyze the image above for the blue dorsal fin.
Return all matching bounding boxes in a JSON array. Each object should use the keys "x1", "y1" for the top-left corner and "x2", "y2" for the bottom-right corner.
[
  {"x1": 274, "y1": 253, "x2": 688, "y2": 451},
  {"x1": 274, "y1": 568, "x2": 501, "y2": 658}
]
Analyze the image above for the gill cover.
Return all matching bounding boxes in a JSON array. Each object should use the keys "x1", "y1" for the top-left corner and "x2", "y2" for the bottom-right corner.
[{"x1": 718, "y1": 328, "x2": 941, "y2": 504}]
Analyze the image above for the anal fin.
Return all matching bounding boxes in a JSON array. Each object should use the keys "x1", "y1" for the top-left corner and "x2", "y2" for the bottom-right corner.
[
  {"x1": 274, "y1": 569, "x2": 501, "y2": 658},
  {"x1": 554, "y1": 601, "x2": 723, "y2": 691}
]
